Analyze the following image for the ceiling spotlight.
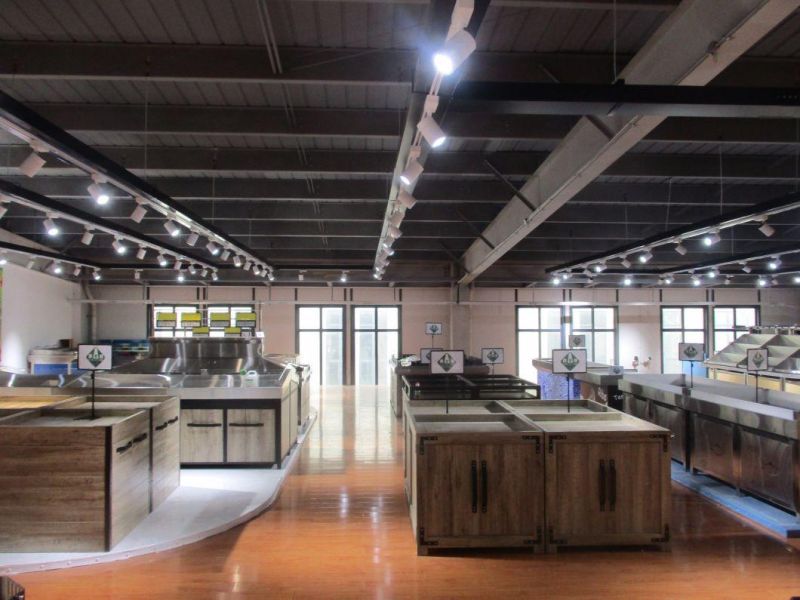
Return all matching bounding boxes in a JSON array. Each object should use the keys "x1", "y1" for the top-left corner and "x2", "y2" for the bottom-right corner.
[
  {"x1": 620, "y1": 256, "x2": 632, "y2": 269},
  {"x1": 740, "y1": 262, "x2": 752, "y2": 273},
  {"x1": 692, "y1": 276, "x2": 701, "y2": 287},
  {"x1": 0, "y1": 252, "x2": 7, "y2": 266},
  {"x1": 793, "y1": 275, "x2": 800, "y2": 284},
  {"x1": 87, "y1": 178, "x2": 110, "y2": 206},
  {"x1": 220, "y1": 249, "x2": 231, "y2": 261},
  {"x1": 389, "y1": 211, "x2": 404, "y2": 228},
  {"x1": 340, "y1": 271, "x2": 348, "y2": 283},
  {"x1": 43, "y1": 217, "x2": 59, "y2": 236},
  {"x1": 252, "y1": 265, "x2": 262, "y2": 277},
  {"x1": 267, "y1": 271, "x2": 275, "y2": 282},
  {"x1": 186, "y1": 232, "x2": 199, "y2": 247},
  {"x1": 373, "y1": 271, "x2": 381, "y2": 280},
  {"x1": 768, "y1": 256, "x2": 781, "y2": 270},
  {"x1": 298, "y1": 272, "x2": 305, "y2": 282},
  {"x1": 381, "y1": 240, "x2": 393, "y2": 251},
  {"x1": 211, "y1": 271, "x2": 219, "y2": 281},
  {"x1": 81, "y1": 229, "x2": 94, "y2": 245},
  {"x1": 201, "y1": 269, "x2": 208, "y2": 278},
  {"x1": 112, "y1": 238, "x2": 127, "y2": 255},
  {"x1": 173, "y1": 259, "x2": 183, "y2": 271},
  {"x1": 72, "y1": 265, "x2": 81, "y2": 277},
  {"x1": 664, "y1": 276, "x2": 673, "y2": 285},
  {"x1": 638, "y1": 249, "x2": 653, "y2": 263},
  {"x1": 19, "y1": 150, "x2": 46, "y2": 177},
  {"x1": 206, "y1": 241, "x2": 220, "y2": 256},
  {"x1": 188, "y1": 265, "x2": 197, "y2": 275},
  {"x1": 93, "y1": 269, "x2": 102, "y2": 281},
  {"x1": 551, "y1": 276, "x2": 560, "y2": 285},
  {"x1": 707, "y1": 269, "x2": 717, "y2": 279},
  {"x1": 561, "y1": 272, "x2": 569, "y2": 281},
  {"x1": 399, "y1": 157, "x2": 424, "y2": 187},
  {"x1": 622, "y1": 276, "x2": 633, "y2": 286},
  {"x1": 52, "y1": 262, "x2": 63, "y2": 275},
  {"x1": 177, "y1": 273, "x2": 186, "y2": 283},
  {"x1": 387, "y1": 225, "x2": 402, "y2": 240},
  {"x1": 432, "y1": 29, "x2": 476, "y2": 76},
  {"x1": 243, "y1": 261, "x2": 252, "y2": 271},
  {"x1": 130, "y1": 198, "x2": 148, "y2": 223},
  {"x1": 593, "y1": 262, "x2": 606, "y2": 273},
  {"x1": 136, "y1": 246, "x2": 147, "y2": 260},
  {"x1": 158, "y1": 254, "x2": 168, "y2": 267},
  {"x1": 772, "y1": 277, "x2": 779, "y2": 286},
  {"x1": 134, "y1": 270, "x2": 141, "y2": 281},
  {"x1": 398, "y1": 190, "x2": 417, "y2": 210},
  {"x1": 233, "y1": 255, "x2": 243, "y2": 268},
  {"x1": 383, "y1": 247, "x2": 396, "y2": 257},
  {"x1": 164, "y1": 220, "x2": 181, "y2": 237},
  {"x1": 674, "y1": 241, "x2": 688, "y2": 256},
  {"x1": 703, "y1": 229, "x2": 721, "y2": 246},
  {"x1": 724, "y1": 276, "x2": 732, "y2": 285},
  {"x1": 757, "y1": 277, "x2": 768, "y2": 287},
  {"x1": 758, "y1": 218, "x2": 775, "y2": 237},
  {"x1": 417, "y1": 115, "x2": 447, "y2": 149}
]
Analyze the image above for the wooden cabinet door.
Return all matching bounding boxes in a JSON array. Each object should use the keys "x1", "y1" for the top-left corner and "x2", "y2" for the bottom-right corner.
[
  {"x1": 605, "y1": 440, "x2": 667, "y2": 538},
  {"x1": 227, "y1": 409, "x2": 275, "y2": 463},
  {"x1": 477, "y1": 440, "x2": 542, "y2": 542},
  {"x1": 180, "y1": 409, "x2": 224, "y2": 463},
  {"x1": 418, "y1": 443, "x2": 481, "y2": 540},
  {"x1": 547, "y1": 440, "x2": 611, "y2": 543}
]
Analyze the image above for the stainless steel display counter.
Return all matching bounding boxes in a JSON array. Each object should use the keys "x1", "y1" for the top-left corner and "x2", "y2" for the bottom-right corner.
[
  {"x1": 532, "y1": 359, "x2": 635, "y2": 408},
  {"x1": 389, "y1": 356, "x2": 490, "y2": 418},
  {"x1": 706, "y1": 332, "x2": 800, "y2": 393},
  {"x1": 619, "y1": 373, "x2": 800, "y2": 514}
]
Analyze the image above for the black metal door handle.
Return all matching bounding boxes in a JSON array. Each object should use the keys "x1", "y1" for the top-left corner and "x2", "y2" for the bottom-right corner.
[
  {"x1": 480, "y1": 460, "x2": 488, "y2": 514},
  {"x1": 132, "y1": 433, "x2": 148, "y2": 445},
  {"x1": 599, "y1": 459, "x2": 606, "y2": 511},
  {"x1": 229, "y1": 423, "x2": 265, "y2": 428},
  {"x1": 187, "y1": 423, "x2": 222, "y2": 428},
  {"x1": 116, "y1": 441, "x2": 133, "y2": 454},
  {"x1": 470, "y1": 460, "x2": 478, "y2": 513},
  {"x1": 609, "y1": 459, "x2": 617, "y2": 512}
]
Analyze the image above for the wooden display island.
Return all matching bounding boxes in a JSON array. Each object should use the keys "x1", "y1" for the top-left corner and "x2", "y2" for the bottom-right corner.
[{"x1": 404, "y1": 397, "x2": 671, "y2": 555}]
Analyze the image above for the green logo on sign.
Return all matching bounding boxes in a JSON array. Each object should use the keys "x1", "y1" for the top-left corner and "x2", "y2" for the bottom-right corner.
[
  {"x1": 486, "y1": 349, "x2": 500, "y2": 363},
  {"x1": 437, "y1": 352, "x2": 456, "y2": 372},
  {"x1": 428, "y1": 323, "x2": 440, "y2": 334},
  {"x1": 86, "y1": 347, "x2": 105, "y2": 368},
  {"x1": 572, "y1": 336, "x2": 583, "y2": 347},
  {"x1": 684, "y1": 345, "x2": 698, "y2": 359},
  {"x1": 561, "y1": 352, "x2": 580, "y2": 372},
  {"x1": 752, "y1": 351, "x2": 765, "y2": 368}
]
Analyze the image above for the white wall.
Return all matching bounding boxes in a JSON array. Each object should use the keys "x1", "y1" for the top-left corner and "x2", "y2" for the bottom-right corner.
[
  {"x1": 2, "y1": 263, "x2": 86, "y2": 371},
  {"x1": 87, "y1": 284, "x2": 800, "y2": 380}
]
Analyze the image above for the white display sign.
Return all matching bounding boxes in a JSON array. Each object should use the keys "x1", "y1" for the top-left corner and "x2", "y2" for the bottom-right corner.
[
  {"x1": 747, "y1": 348, "x2": 769, "y2": 372},
  {"x1": 481, "y1": 347, "x2": 505, "y2": 365},
  {"x1": 430, "y1": 350, "x2": 464, "y2": 375},
  {"x1": 78, "y1": 344, "x2": 113, "y2": 371},
  {"x1": 569, "y1": 334, "x2": 586, "y2": 348},
  {"x1": 425, "y1": 322, "x2": 443, "y2": 336},
  {"x1": 552, "y1": 349, "x2": 587, "y2": 374},
  {"x1": 419, "y1": 347, "x2": 443, "y2": 365},
  {"x1": 678, "y1": 342, "x2": 705, "y2": 362}
]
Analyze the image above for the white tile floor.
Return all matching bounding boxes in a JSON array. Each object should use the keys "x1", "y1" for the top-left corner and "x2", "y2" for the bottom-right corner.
[{"x1": 0, "y1": 411, "x2": 316, "y2": 575}]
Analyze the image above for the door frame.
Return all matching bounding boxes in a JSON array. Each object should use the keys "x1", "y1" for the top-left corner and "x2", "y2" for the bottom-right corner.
[
  {"x1": 350, "y1": 304, "x2": 402, "y2": 385},
  {"x1": 295, "y1": 304, "x2": 346, "y2": 385}
]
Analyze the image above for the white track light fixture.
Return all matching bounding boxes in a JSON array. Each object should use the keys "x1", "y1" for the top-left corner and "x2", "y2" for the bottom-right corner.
[
  {"x1": 592, "y1": 263, "x2": 606, "y2": 273},
  {"x1": 130, "y1": 198, "x2": 148, "y2": 223},
  {"x1": 188, "y1": 265, "x2": 197, "y2": 275},
  {"x1": 52, "y1": 262, "x2": 63, "y2": 275},
  {"x1": 551, "y1": 276, "x2": 560, "y2": 285},
  {"x1": 19, "y1": 149, "x2": 46, "y2": 177},
  {"x1": 233, "y1": 255, "x2": 243, "y2": 268},
  {"x1": 81, "y1": 229, "x2": 94, "y2": 245},
  {"x1": 387, "y1": 225, "x2": 403, "y2": 240},
  {"x1": 220, "y1": 249, "x2": 231, "y2": 261},
  {"x1": 43, "y1": 216, "x2": 59, "y2": 236},
  {"x1": 664, "y1": 276, "x2": 673, "y2": 285},
  {"x1": 340, "y1": 271, "x2": 348, "y2": 283},
  {"x1": 620, "y1": 256, "x2": 632, "y2": 269},
  {"x1": 674, "y1": 241, "x2": 688, "y2": 256},
  {"x1": 388, "y1": 211, "x2": 404, "y2": 228},
  {"x1": 267, "y1": 271, "x2": 275, "y2": 282},
  {"x1": 136, "y1": 246, "x2": 147, "y2": 260},
  {"x1": 93, "y1": 270, "x2": 101, "y2": 281},
  {"x1": 243, "y1": 261, "x2": 252, "y2": 272},
  {"x1": 399, "y1": 157, "x2": 424, "y2": 187},
  {"x1": 87, "y1": 175, "x2": 110, "y2": 205},
  {"x1": 703, "y1": 229, "x2": 721, "y2": 246},
  {"x1": 638, "y1": 249, "x2": 653, "y2": 263},
  {"x1": 164, "y1": 220, "x2": 181, "y2": 237},
  {"x1": 112, "y1": 238, "x2": 127, "y2": 255},
  {"x1": 72, "y1": 265, "x2": 81, "y2": 277},
  {"x1": 757, "y1": 277, "x2": 768, "y2": 287},
  {"x1": 397, "y1": 190, "x2": 417, "y2": 210},
  {"x1": 768, "y1": 256, "x2": 782, "y2": 270},
  {"x1": 206, "y1": 241, "x2": 220, "y2": 256},
  {"x1": 432, "y1": 29, "x2": 476, "y2": 76},
  {"x1": 177, "y1": 272, "x2": 186, "y2": 283},
  {"x1": 758, "y1": 218, "x2": 775, "y2": 237},
  {"x1": 417, "y1": 115, "x2": 447, "y2": 149},
  {"x1": 212, "y1": 271, "x2": 219, "y2": 281},
  {"x1": 173, "y1": 259, "x2": 183, "y2": 271},
  {"x1": 158, "y1": 254, "x2": 168, "y2": 267},
  {"x1": 794, "y1": 275, "x2": 800, "y2": 284},
  {"x1": 134, "y1": 270, "x2": 141, "y2": 281},
  {"x1": 741, "y1": 263, "x2": 752, "y2": 273},
  {"x1": 186, "y1": 232, "x2": 199, "y2": 247},
  {"x1": 0, "y1": 253, "x2": 7, "y2": 266},
  {"x1": 623, "y1": 276, "x2": 633, "y2": 286}
]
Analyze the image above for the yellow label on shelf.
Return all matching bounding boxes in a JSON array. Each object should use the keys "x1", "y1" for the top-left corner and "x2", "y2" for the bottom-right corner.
[
  {"x1": 156, "y1": 312, "x2": 177, "y2": 326},
  {"x1": 210, "y1": 313, "x2": 231, "y2": 323},
  {"x1": 180, "y1": 312, "x2": 203, "y2": 326},
  {"x1": 235, "y1": 312, "x2": 257, "y2": 325},
  {"x1": 192, "y1": 327, "x2": 210, "y2": 337},
  {"x1": 224, "y1": 326, "x2": 242, "y2": 337}
]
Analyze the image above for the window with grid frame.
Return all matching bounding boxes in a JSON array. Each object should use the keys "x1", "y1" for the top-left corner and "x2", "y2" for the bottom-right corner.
[
  {"x1": 569, "y1": 306, "x2": 618, "y2": 365},
  {"x1": 712, "y1": 306, "x2": 759, "y2": 354},
  {"x1": 661, "y1": 306, "x2": 706, "y2": 373},
  {"x1": 151, "y1": 304, "x2": 256, "y2": 338},
  {"x1": 516, "y1": 306, "x2": 563, "y2": 382}
]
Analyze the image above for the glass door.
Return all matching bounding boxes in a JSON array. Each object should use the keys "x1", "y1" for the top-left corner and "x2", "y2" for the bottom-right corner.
[
  {"x1": 297, "y1": 306, "x2": 344, "y2": 386},
  {"x1": 353, "y1": 306, "x2": 400, "y2": 386}
]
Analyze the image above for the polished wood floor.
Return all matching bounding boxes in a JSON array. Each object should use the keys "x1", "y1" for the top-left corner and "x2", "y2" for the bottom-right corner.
[{"x1": 15, "y1": 386, "x2": 800, "y2": 599}]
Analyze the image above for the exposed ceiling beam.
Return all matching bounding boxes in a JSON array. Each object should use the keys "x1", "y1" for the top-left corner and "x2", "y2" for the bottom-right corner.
[
  {"x1": 5, "y1": 146, "x2": 800, "y2": 182},
  {"x1": 456, "y1": 0, "x2": 800, "y2": 285}
]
